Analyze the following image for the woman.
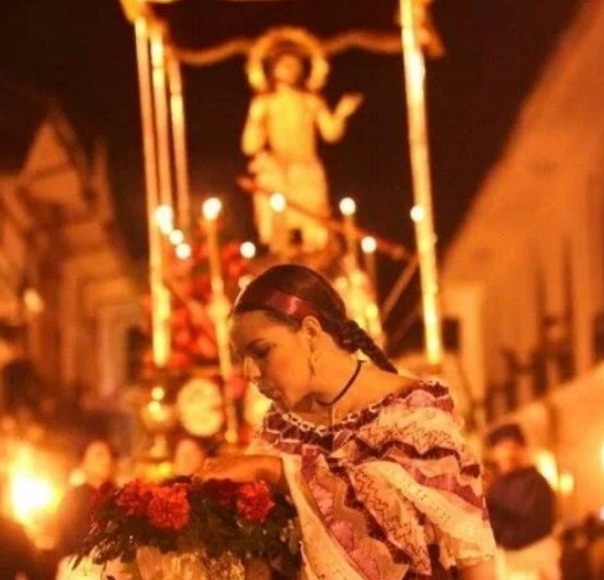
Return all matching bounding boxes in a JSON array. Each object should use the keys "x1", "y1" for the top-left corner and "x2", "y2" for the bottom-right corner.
[{"x1": 200, "y1": 264, "x2": 496, "y2": 579}]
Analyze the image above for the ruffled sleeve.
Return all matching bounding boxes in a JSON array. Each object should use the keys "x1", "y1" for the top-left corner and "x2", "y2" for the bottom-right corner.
[{"x1": 347, "y1": 383, "x2": 496, "y2": 571}]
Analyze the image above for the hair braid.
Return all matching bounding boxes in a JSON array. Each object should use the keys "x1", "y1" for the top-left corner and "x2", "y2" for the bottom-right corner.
[{"x1": 338, "y1": 320, "x2": 398, "y2": 374}]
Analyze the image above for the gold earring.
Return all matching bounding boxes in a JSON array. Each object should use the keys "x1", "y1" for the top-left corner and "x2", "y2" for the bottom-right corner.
[{"x1": 309, "y1": 349, "x2": 319, "y2": 376}]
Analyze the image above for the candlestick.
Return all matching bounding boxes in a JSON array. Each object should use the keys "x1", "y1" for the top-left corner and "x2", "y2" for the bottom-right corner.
[
  {"x1": 339, "y1": 197, "x2": 358, "y2": 268},
  {"x1": 361, "y1": 235, "x2": 378, "y2": 291},
  {"x1": 201, "y1": 197, "x2": 238, "y2": 444},
  {"x1": 269, "y1": 192, "x2": 287, "y2": 259}
]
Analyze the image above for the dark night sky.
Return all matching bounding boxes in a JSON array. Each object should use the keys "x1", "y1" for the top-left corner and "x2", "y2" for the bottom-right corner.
[{"x1": 0, "y1": 0, "x2": 582, "y2": 274}]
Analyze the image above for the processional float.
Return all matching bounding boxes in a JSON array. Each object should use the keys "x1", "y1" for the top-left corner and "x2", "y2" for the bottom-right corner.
[{"x1": 118, "y1": 0, "x2": 445, "y2": 452}]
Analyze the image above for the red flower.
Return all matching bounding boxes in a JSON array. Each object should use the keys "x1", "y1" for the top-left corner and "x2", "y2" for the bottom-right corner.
[
  {"x1": 236, "y1": 481, "x2": 276, "y2": 523},
  {"x1": 115, "y1": 479, "x2": 154, "y2": 517},
  {"x1": 147, "y1": 485, "x2": 190, "y2": 531},
  {"x1": 167, "y1": 351, "x2": 192, "y2": 370},
  {"x1": 201, "y1": 479, "x2": 240, "y2": 507}
]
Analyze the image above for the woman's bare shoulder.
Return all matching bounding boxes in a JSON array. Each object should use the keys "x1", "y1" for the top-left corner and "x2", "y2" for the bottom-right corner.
[{"x1": 352, "y1": 367, "x2": 421, "y2": 410}]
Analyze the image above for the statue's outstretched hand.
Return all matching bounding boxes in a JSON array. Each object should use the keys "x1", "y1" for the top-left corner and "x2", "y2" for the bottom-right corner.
[{"x1": 335, "y1": 93, "x2": 364, "y2": 119}]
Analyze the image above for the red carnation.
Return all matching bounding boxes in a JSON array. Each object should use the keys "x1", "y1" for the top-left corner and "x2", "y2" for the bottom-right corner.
[
  {"x1": 115, "y1": 479, "x2": 154, "y2": 517},
  {"x1": 147, "y1": 485, "x2": 190, "y2": 531},
  {"x1": 236, "y1": 481, "x2": 276, "y2": 523},
  {"x1": 201, "y1": 479, "x2": 240, "y2": 507}
]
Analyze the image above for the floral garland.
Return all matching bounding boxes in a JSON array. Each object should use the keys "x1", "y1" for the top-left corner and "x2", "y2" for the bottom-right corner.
[{"x1": 77, "y1": 477, "x2": 301, "y2": 578}]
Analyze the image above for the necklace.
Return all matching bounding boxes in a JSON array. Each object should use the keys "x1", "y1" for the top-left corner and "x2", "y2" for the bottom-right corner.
[{"x1": 315, "y1": 360, "x2": 363, "y2": 425}]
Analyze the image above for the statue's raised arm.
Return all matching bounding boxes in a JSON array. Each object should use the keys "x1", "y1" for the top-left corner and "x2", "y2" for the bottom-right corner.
[{"x1": 316, "y1": 92, "x2": 364, "y2": 143}]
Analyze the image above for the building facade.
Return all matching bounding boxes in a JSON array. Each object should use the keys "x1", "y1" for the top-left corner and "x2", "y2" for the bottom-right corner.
[
  {"x1": 442, "y1": 0, "x2": 604, "y2": 521},
  {"x1": 0, "y1": 80, "x2": 142, "y2": 413}
]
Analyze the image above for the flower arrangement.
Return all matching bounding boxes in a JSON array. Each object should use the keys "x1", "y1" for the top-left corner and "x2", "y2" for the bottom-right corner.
[
  {"x1": 140, "y1": 240, "x2": 250, "y2": 375},
  {"x1": 77, "y1": 477, "x2": 301, "y2": 578}
]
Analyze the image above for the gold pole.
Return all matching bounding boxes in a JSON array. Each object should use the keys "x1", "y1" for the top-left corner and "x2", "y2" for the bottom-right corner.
[
  {"x1": 150, "y1": 26, "x2": 174, "y2": 209},
  {"x1": 399, "y1": 0, "x2": 443, "y2": 366},
  {"x1": 201, "y1": 198, "x2": 239, "y2": 444},
  {"x1": 167, "y1": 50, "x2": 192, "y2": 234},
  {"x1": 135, "y1": 18, "x2": 170, "y2": 366}
]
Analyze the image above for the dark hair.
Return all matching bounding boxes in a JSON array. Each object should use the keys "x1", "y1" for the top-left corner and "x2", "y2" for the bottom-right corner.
[
  {"x1": 485, "y1": 422, "x2": 527, "y2": 448},
  {"x1": 233, "y1": 264, "x2": 397, "y2": 374}
]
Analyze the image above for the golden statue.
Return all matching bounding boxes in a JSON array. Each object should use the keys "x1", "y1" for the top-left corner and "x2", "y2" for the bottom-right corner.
[{"x1": 241, "y1": 28, "x2": 363, "y2": 252}]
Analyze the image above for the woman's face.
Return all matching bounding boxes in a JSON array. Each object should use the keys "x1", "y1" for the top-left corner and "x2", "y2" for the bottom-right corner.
[{"x1": 230, "y1": 311, "x2": 312, "y2": 410}]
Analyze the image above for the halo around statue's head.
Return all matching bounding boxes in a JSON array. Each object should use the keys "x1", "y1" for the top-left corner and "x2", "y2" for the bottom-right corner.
[{"x1": 246, "y1": 27, "x2": 329, "y2": 93}]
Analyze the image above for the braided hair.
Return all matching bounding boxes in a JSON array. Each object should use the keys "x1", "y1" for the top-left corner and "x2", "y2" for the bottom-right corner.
[{"x1": 232, "y1": 264, "x2": 398, "y2": 374}]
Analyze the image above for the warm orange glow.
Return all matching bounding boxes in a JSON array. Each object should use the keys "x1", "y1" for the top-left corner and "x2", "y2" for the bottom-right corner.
[
  {"x1": 151, "y1": 386, "x2": 166, "y2": 401},
  {"x1": 269, "y1": 192, "x2": 286, "y2": 213},
  {"x1": 10, "y1": 473, "x2": 60, "y2": 524},
  {"x1": 155, "y1": 204, "x2": 174, "y2": 234},
  {"x1": 559, "y1": 472, "x2": 575, "y2": 496},
  {"x1": 410, "y1": 204, "x2": 426, "y2": 223},
  {"x1": 23, "y1": 288, "x2": 45, "y2": 314},
  {"x1": 168, "y1": 229, "x2": 184, "y2": 246},
  {"x1": 534, "y1": 449, "x2": 559, "y2": 490},
  {"x1": 240, "y1": 241, "x2": 257, "y2": 259},
  {"x1": 361, "y1": 236, "x2": 377, "y2": 254},
  {"x1": 175, "y1": 242, "x2": 192, "y2": 260},
  {"x1": 201, "y1": 197, "x2": 222, "y2": 221},
  {"x1": 339, "y1": 197, "x2": 357, "y2": 216}
]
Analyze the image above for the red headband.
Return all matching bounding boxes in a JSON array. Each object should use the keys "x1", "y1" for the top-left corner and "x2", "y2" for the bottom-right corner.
[{"x1": 242, "y1": 288, "x2": 320, "y2": 322}]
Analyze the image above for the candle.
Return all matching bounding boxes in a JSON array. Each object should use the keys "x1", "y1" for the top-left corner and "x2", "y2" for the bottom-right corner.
[
  {"x1": 361, "y1": 235, "x2": 378, "y2": 290},
  {"x1": 339, "y1": 197, "x2": 358, "y2": 267},
  {"x1": 240, "y1": 241, "x2": 257, "y2": 260},
  {"x1": 155, "y1": 204, "x2": 174, "y2": 235},
  {"x1": 269, "y1": 192, "x2": 287, "y2": 258},
  {"x1": 201, "y1": 197, "x2": 224, "y2": 295}
]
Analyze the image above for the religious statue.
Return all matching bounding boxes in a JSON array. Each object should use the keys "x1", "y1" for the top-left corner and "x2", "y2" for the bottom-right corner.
[{"x1": 241, "y1": 28, "x2": 363, "y2": 252}]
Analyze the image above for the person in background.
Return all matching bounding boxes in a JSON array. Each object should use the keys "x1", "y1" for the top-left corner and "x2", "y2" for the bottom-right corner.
[
  {"x1": 485, "y1": 423, "x2": 560, "y2": 580},
  {"x1": 54, "y1": 438, "x2": 116, "y2": 579},
  {"x1": 171, "y1": 434, "x2": 207, "y2": 478}
]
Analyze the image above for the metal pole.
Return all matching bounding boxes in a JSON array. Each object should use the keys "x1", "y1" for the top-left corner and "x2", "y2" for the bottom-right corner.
[
  {"x1": 150, "y1": 26, "x2": 174, "y2": 209},
  {"x1": 399, "y1": 0, "x2": 443, "y2": 366},
  {"x1": 167, "y1": 51, "x2": 192, "y2": 234},
  {"x1": 135, "y1": 18, "x2": 170, "y2": 366}
]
